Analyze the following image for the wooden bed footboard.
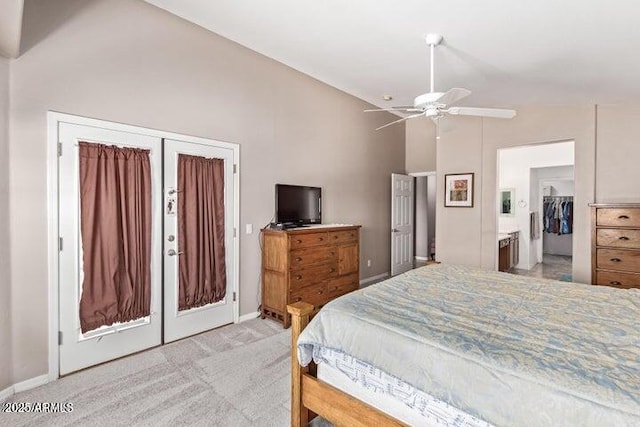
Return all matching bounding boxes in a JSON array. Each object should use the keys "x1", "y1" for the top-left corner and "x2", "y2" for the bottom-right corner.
[{"x1": 287, "y1": 302, "x2": 406, "y2": 427}]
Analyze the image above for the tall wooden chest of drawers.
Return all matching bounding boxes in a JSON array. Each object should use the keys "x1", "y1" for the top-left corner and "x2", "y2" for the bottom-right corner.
[
  {"x1": 591, "y1": 204, "x2": 640, "y2": 289},
  {"x1": 261, "y1": 225, "x2": 361, "y2": 328}
]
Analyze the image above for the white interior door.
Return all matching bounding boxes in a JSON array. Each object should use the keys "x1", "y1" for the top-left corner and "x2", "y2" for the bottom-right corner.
[
  {"x1": 163, "y1": 139, "x2": 236, "y2": 343},
  {"x1": 391, "y1": 173, "x2": 414, "y2": 276},
  {"x1": 58, "y1": 123, "x2": 162, "y2": 375}
]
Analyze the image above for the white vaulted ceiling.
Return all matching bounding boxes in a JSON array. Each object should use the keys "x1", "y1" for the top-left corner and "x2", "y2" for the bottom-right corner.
[{"x1": 144, "y1": 0, "x2": 640, "y2": 109}]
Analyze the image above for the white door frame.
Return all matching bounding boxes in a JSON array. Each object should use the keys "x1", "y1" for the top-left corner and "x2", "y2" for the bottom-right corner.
[{"x1": 47, "y1": 111, "x2": 240, "y2": 380}]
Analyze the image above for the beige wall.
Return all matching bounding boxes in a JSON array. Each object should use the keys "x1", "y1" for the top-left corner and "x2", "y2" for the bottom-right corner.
[
  {"x1": 405, "y1": 119, "x2": 436, "y2": 173},
  {"x1": 0, "y1": 56, "x2": 12, "y2": 391},
  {"x1": 9, "y1": 0, "x2": 405, "y2": 383},
  {"x1": 433, "y1": 107, "x2": 596, "y2": 283},
  {"x1": 595, "y1": 106, "x2": 640, "y2": 203}
]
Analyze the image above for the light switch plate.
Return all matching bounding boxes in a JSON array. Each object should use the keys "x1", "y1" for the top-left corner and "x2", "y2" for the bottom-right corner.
[{"x1": 245, "y1": 224, "x2": 253, "y2": 234}]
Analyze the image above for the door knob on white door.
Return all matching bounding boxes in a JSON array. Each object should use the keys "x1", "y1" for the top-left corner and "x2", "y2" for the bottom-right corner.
[
  {"x1": 392, "y1": 229, "x2": 400, "y2": 233},
  {"x1": 167, "y1": 249, "x2": 183, "y2": 256}
]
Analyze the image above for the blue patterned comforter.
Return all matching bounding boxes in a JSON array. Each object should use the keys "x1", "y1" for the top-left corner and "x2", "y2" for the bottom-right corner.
[{"x1": 297, "y1": 264, "x2": 640, "y2": 426}]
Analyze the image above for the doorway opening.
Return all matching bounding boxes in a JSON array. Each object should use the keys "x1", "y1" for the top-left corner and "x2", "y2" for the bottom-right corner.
[
  {"x1": 496, "y1": 141, "x2": 574, "y2": 281},
  {"x1": 413, "y1": 172, "x2": 436, "y2": 267}
]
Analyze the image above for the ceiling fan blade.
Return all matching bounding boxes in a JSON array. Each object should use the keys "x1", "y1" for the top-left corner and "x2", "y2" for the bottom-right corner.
[
  {"x1": 447, "y1": 107, "x2": 516, "y2": 119},
  {"x1": 364, "y1": 106, "x2": 419, "y2": 112},
  {"x1": 436, "y1": 88, "x2": 471, "y2": 106},
  {"x1": 375, "y1": 113, "x2": 424, "y2": 131}
]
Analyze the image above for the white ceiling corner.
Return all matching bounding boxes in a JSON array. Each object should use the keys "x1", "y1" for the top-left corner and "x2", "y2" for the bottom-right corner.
[{"x1": 0, "y1": 0, "x2": 24, "y2": 58}]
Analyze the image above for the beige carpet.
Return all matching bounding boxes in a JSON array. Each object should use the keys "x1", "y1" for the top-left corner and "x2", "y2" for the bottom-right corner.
[{"x1": 1, "y1": 318, "x2": 295, "y2": 427}]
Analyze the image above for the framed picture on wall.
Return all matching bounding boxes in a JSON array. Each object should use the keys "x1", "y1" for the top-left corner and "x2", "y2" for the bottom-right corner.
[{"x1": 445, "y1": 173, "x2": 474, "y2": 207}]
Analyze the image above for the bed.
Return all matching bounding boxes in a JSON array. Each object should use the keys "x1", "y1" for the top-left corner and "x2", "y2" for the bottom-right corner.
[{"x1": 288, "y1": 263, "x2": 640, "y2": 426}]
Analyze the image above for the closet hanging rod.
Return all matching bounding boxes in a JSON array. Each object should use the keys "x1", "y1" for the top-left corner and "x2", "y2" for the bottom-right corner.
[{"x1": 543, "y1": 196, "x2": 573, "y2": 201}]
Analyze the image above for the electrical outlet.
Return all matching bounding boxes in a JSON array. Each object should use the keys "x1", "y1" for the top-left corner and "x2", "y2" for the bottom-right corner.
[{"x1": 367, "y1": 259, "x2": 372, "y2": 267}]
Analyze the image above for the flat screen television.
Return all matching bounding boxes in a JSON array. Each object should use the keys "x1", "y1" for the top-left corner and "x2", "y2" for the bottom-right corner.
[{"x1": 275, "y1": 184, "x2": 322, "y2": 226}]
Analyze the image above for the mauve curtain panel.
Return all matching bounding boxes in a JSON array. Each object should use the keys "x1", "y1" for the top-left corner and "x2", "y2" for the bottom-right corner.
[
  {"x1": 178, "y1": 154, "x2": 227, "y2": 311},
  {"x1": 78, "y1": 141, "x2": 152, "y2": 333}
]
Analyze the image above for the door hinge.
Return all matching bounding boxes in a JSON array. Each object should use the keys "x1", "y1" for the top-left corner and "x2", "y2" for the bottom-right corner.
[
  {"x1": 233, "y1": 292, "x2": 236, "y2": 302},
  {"x1": 57, "y1": 142, "x2": 62, "y2": 156},
  {"x1": 58, "y1": 331, "x2": 63, "y2": 345},
  {"x1": 58, "y1": 237, "x2": 63, "y2": 251},
  {"x1": 233, "y1": 164, "x2": 237, "y2": 174},
  {"x1": 233, "y1": 228, "x2": 237, "y2": 238}
]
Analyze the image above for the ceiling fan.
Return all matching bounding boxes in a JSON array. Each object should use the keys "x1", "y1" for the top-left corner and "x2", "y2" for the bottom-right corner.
[{"x1": 366, "y1": 34, "x2": 516, "y2": 130}]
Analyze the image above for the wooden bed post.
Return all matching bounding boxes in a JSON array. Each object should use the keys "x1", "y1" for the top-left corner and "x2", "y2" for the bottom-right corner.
[{"x1": 287, "y1": 302, "x2": 314, "y2": 427}]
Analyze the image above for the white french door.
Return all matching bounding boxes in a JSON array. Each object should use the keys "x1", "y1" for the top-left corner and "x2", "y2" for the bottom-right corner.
[
  {"x1": 163, "y1": 139, "x2": 235, "y2": 343},
  {"x1": 58, "y1": 123, "x2": 163, "y2": 375},
  {"x1": 391, "y1": 173, "x2": 414, "y2": 276},
  {"x1": 56, "y1": 119, "x2": 237, "y2": 375}
]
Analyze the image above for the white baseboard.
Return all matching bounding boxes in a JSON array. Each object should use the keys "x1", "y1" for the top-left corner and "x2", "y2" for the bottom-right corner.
[
  {"x1": 0, "y1": 374, "x2": 49, "y2": 401},
  {"x1": 14, "y1": 374, "x2": 49, "y2": 393},
  {"x1": 238, "y1": 311, "x2": 260, "y2": 323},
  {"x1": 0, "y1": 385, "x2": 13, "y2": 402},
  {"x1": 360, "y1": 272, "x2": 389, "y2": 287}
]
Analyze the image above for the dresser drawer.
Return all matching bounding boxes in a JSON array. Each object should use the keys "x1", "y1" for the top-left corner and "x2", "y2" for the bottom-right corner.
[
  {"x1": 328, "y1": 229, "x2": 358, "y2": 244},
  {"x1": 327, "y1": 274, "x2": 359, "y2": 298},
  {"x1": 289, "y1": 262, "x2": 338, "y2": 289},
  {"x1": 596, "y1": 228, "x2": 640, "y2": 249},
  {"x1": 289, "y1": 284, "x2": 327, "y2": 306},
  {"x1": 289, "y1": 232, "x2": 329, "y2": 249},
  {"x1": 596, "y1": 248, "x2": 640, "y2": 272},
  {"x1": 290, "y1": 247, "x2": 336, "y2": 268},
  {"x1": 596, "y1": 208, "x2": 640, "y2": 228},
  {"x1": 595, "y1": 270, "x2": 640, "y2": 289}
]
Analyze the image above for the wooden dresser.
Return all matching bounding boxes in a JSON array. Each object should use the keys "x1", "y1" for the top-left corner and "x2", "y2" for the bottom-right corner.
[
  {"x1": 591, "y1": 204, "x2": 640, "y2": 289},
  {"x1": 261, "y1": 225, "x2": 361, "y2": 328}
]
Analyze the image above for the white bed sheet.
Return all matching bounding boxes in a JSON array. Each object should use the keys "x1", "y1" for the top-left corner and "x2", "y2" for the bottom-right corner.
[{"x1": 317, "y1": 349, "x2": 492, "y2": 427}]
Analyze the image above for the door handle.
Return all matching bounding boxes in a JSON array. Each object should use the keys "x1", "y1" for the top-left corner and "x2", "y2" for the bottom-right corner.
[
  {"x1": 168, "y1": 249, "x2": 183, "y2": 256},
  {"x1": 392, "y1": 229, "x2": 400, "y2": 233}
]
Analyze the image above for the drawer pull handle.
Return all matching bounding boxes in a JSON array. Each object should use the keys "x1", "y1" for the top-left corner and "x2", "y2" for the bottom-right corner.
[
  {"x1": 318, "y1": 290, "x2": 323, "y2": 295},
  {"x1": 610, "y1": 258, "x2": 622, "y2": 263},
  {"x1": 619, "y1": 236, "x2": 630, "y2": 241},
  {"x1": 295, "y1": 257, "x2": 302, "y2": 262},
  {"x1": 329, "y1": 268, "x2": 335, "y2": 273},
  {"x1": 295, "y1": 275, "x2": 303, "y2": 280},
  {"x1": 610, "y1": 281, "x2": 622, "y2": 286},
  {"x1": 618, "y1": 215, "x2": 630, "y2": 219},
  {"x1": 296, "y1": 239, "x2": 302, "y2": 244},
  {"x1": 334, "y1": 235, "x2": 338, "y2": 239},
  {"x1": 295, "y1": 297, "x2": 302, "y2": 302},
  {"x1": 330, "y1": 252, "x2": 335, "y2": 256},
  {"x1": 318, "y1": 237, "x2": 324, "y2": 241}
]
